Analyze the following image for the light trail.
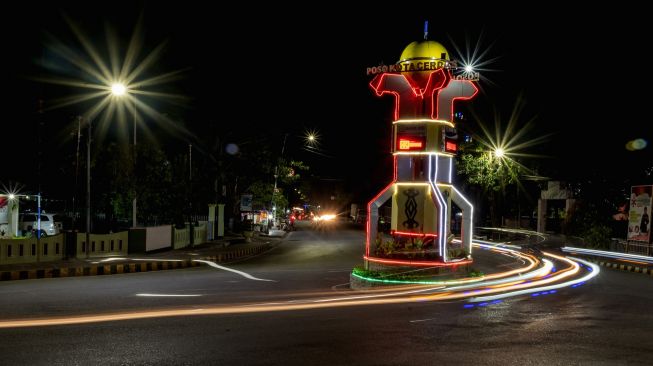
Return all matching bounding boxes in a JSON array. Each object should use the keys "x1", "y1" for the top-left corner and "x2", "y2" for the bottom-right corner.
[
  {"x1": 193, "y1": 260, "x2": 277, "y2": 282},
  {"x1": 469, "y1": 257, "x2": 600, "y2": 302},
  {"x1": 136, "y1": 294, "x2": 202, "y2": 297},
  {"x1": 0, "y1": 242, "x2": 600, "y2": 329},
  {"x1": 562, "y1": 246, "x2": 653, "y2": 264}
]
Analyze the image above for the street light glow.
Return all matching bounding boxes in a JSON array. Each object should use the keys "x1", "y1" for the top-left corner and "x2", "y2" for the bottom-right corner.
[
  {"x1": 464, "y1": 65, "x2": 473, "y2": 73},
  {"x1": 304, "y1": 129, "x2": 320, "y2": 147},
  {"x1": 37, "y1": 17, "x2": 191, "y2": 144},
  {"x1": 111, "y1": 83, "x2": 127, "y2": 96},
  {"x1": 8, "y1": 194, "x2": 15, "y2": 200},
  {"x1": 494, "y1": 148, "x2": 505, "y2": 158}
]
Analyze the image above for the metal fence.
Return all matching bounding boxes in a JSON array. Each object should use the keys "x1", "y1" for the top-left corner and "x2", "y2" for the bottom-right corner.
[{"x1": 612, "y1": 240, "x2": 652, "y2": 256}]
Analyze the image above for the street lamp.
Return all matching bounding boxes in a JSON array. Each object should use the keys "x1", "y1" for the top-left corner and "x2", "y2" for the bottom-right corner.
[
  {"x1": 270, "y1": 131, "x2": 321, "y2": 228},
  {"x1": 110, "y1": 82, "x2": 138, "y2": 228},
  {"x1": 86, "y1": 116, "x2": 92, "y2": 258},
  {"x1": 493, "y1": 147, "x2": 505, "y2": 158},
  {"x1": 271, "y1": 134, "x2": 288, "y2": 229}
]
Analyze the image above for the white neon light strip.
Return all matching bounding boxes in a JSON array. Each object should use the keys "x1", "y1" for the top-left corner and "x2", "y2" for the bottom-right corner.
[
  {"x1": 393, "y1": 119, "x2": 454, "y2": 127},
  {"x1": 395, "y1": 182, "x2": 431, "y2": 186},
  {"x1": 193, "y1": 260, "x2": 277, "y2": 282},
  {"x1": 562, "y1": 246, "x2": 653, "y2": 264},
  {"x1": 450, "y1": 185, "x2": 475, "y2": 255},
  {"x1": 394, "y1": 152, "x2": 455, "y2": 157},
  {"x1": 428, "y1": 156, "x2": 447, "y2": 261}
]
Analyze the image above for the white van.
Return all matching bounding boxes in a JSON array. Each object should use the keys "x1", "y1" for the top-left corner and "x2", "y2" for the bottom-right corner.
[{"x1": 19, "y1": 213, "x2": 62, "y2": 236}]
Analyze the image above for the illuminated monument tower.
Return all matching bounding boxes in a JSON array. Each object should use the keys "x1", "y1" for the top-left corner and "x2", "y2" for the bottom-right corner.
[{"x1": 365, "y1": 38, "x2": 478, "y2": 268}]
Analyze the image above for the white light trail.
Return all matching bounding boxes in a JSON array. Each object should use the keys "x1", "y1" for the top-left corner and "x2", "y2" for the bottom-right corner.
[
  {"x1": 468, "y1": 257, "x2": 599, "y2": 302},
  {"x1": 193, "y1": 260, "x2": 276, "y2": 282},
  {"x1": 562, "y1": 246, "x2": 653, "y2": 264}
]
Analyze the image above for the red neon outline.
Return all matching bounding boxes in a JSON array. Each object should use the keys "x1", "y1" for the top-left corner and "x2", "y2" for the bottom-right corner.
[
  {"x1": 391, "y1": 230, "x2": 437, "y2": 237},
  {"x1": 370, "y1": 69, "x2": 447, "y2": 121},
  {"x1": 370, "y1": 73, "x2": 403, "y2": 121},
  {"x1": 364, "y1": 256, "x2": 472, "y2": 267},
  {"x1": 367, "y1": 71, "x2": 478, "y2": 265},
  {"x1": 433, "y1": 75, "x2": 479, "y2": 122},
  {"x1": 448, "y1": 82, "x2": 478, "y2": 122}
]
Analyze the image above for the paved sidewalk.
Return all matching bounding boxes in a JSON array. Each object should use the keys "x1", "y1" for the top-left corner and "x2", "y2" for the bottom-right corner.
[{"x1": 0, "y1": 233, "x2": 286, "y2": 282}]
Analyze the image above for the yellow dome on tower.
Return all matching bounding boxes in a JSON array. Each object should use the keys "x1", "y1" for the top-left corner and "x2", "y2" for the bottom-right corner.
[
  {"x1": 397, "y1": 40, "x2": 450, "y2": 85},
  {"x1": 399, "y1": 40, "x2": 449, "y2": 63}
]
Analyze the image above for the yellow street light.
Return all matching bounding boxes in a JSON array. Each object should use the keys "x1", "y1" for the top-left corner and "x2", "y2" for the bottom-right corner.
[{"x1": 111, "y1": 83, "x2": 127, "y2": 96}]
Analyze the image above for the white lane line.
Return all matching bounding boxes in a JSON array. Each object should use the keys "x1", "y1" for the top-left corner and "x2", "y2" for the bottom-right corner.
[
  {"x1": 136, "y1": 293, "x2": 202, "y2": 297},
  {"x1": 193, "y1": 260, "x2": 277, "y2": 282},
  {"x1": 410, "y1": 318, "x2": 438, "y2": 323}
]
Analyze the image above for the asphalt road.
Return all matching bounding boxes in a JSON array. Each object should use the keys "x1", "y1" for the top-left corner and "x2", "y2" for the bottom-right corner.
[{"x1": 0, "y1": 221, "x2": 652, "y2": 365}]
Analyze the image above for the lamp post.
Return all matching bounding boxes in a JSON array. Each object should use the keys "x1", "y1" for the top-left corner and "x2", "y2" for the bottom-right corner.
[
  {"x1": 131, "y1": 102, "x2": 137, "y2": 228},
  {"x1": 269, "y1": 131, "x2": 320, "y2": 229},
  {"x1": 271, "y1": 134, "x2": 288, "y2": 229},
  {"x1": 86, "y1": 117, "x2": 91, "y2": 259},
  {"x1": 110, "y1": 82, "x2": 138, "y2": 228}
]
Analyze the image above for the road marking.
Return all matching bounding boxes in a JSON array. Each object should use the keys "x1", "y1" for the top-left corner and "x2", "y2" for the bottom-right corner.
[
  {"x1": 193, "y1": 260, "x2": 277, "y2": 282},
  {"x1": 410, "y1": 318, "x2": 438, "y2": 323}
]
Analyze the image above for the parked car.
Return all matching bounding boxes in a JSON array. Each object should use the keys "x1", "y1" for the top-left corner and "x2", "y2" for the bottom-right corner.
[{"x1": 19, "y1": 213, "x2": 62, "y2": 236}]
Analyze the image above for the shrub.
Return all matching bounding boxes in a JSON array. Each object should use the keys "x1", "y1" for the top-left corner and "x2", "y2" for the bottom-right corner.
[{"x1": 583, "y1": 225, "x2": 612, "y2": 249}]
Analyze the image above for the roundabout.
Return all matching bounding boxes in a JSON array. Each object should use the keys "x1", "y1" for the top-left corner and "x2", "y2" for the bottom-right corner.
[{"x1": 351, "y1": 237, "x2": 599, "y2": 305}]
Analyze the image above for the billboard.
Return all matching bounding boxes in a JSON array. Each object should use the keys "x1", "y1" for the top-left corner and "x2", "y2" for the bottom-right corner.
[
  {"x1": 0, "y1": 196, "x2": 7, "y2": 224},
  {"x1": 628, "y1": 185, "x2": 652, "y2": 243},
  {"x1": 240, "y1": 194, "x2": 253, "y2": 211}
]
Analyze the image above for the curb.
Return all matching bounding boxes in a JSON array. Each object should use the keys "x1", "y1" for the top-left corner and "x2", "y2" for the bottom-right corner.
[
  {"x1": 0, "y1": 260, "x2": 201, "y2": 282},
  {"x1": 0, "y1": 242, "x2": 272, "y2": 282},
  {"x1": 585, "y1": 258, "x2": 653, "y2": 277},
  {"x1": 198, "y1": 242, "x2": 272, "y2": 263}
]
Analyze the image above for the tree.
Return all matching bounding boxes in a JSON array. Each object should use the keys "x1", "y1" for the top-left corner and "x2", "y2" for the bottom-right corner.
[{"x1": 457, "y1": 140, "x2": 522, "y2": 226}]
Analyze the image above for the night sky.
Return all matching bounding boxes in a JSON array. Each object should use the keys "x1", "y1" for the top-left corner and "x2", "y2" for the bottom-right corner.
[{"x1": 3, "y1": 3, "x2": 651, "y2": 204}]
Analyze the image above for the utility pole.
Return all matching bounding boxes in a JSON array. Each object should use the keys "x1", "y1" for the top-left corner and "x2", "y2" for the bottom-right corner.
[
  {"x1": 86, "y1": 118, "x2": 91, "y2": 259},
  {"x1": 72, "y1": 116, "x2": 81, "y2": 234},
  {"x1": 188, "y1": 144, "x2": 194, "y2": 247},
  {"x1": 36, "y1": 98, "x2": 43, "y2": 262},
  {"x1": 132, "y1": 103, "x2": 138, "y2": 228},
  {"x1": 270, "y1": 134, "x2": 288, "y2": 229}
]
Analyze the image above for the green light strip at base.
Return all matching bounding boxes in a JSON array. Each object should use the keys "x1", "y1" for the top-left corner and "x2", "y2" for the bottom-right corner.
[{"x1": 351, "y1": 272, "x2": 482, "y2": 286}]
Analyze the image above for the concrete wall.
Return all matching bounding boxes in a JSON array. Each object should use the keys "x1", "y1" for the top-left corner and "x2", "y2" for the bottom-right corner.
[
  {"x1": 76, "y1": 232, "x2": 129, "y2": 257},
  {"x1": 172, "y1": 222, "x2": 207, "y2": 249},
  {"x1": 129, "y1": 226, "x2": 172, "y2": 253},
  {"x1": 0, "y1": 234, "x2": 65, "y2": 265}
]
